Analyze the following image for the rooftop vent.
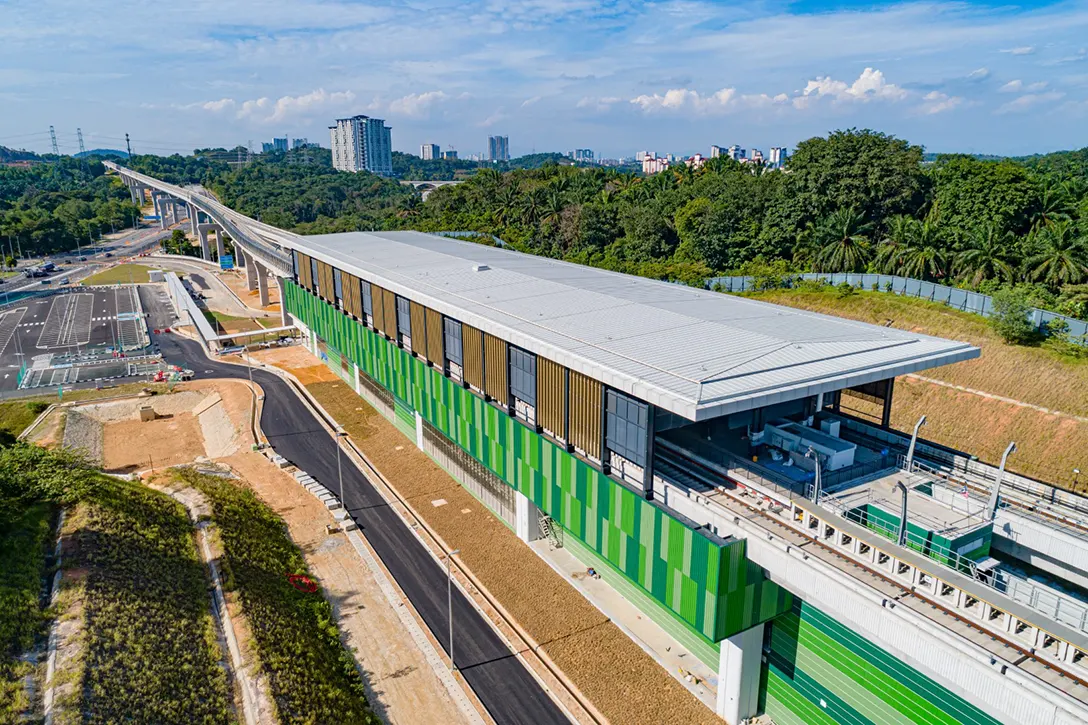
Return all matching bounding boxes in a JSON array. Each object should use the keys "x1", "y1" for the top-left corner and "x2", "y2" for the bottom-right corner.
[{"x1": 473, "y1": 264, "x2": 490, "y2": 272}]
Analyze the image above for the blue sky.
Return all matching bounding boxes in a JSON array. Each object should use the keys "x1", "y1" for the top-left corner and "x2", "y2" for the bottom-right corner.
[{"x1": 1, "y1": 0, "x2": 1086, "y2": 158}]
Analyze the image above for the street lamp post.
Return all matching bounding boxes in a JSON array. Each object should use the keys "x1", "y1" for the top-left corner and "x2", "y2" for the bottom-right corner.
[
  {"x1": 905, "y1": 414, "x2": 927, "y2": 473},
  {"x1": 334, "y1": 427, "x2": 348, "y2": 505},
  {"x1": 446, "y1": 549, "x2": 461, "y2": 671}
]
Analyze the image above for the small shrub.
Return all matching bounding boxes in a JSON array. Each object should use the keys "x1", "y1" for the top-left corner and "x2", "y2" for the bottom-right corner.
[
  {"x1": 990, "y1": 287, "x2": 1038, "y2": 345},
  {"x1": 871, "y1": 282, "x2": 879, "y2": 291},
  {"x1": 836, "y1": 282, "x2": 856, "y2": 298},
  {"x1": 24, "y1": 401, "x2": 49, "y2": 416},
  {"x1": 884, "y1": 281, "x2": 894, "y2": 292}
]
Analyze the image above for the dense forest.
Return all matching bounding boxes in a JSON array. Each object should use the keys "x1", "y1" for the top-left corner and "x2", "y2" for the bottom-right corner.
[
  {"x1": 0, "y1": 154, "x2": 142, "y2": 258},
  {"x1": 43, "y1": 129, "x2": 1088, "y2": 323}
]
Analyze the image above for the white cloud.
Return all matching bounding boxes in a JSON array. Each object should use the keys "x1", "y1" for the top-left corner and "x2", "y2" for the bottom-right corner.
[
  {"x1": 479, "y1": 108, "x2": 509, "y2": 127},
  {"x1": 387, "y1": 90, "x2": 449, "y2": 117},
  {"x1": 995, "y1": 91, "x2": 1065, "y2": 114},
  {"x1": 999, "y1": 79, "x2": 1048, "y2": 93},
  {"x1": 226, "y1": 88, "x2": 355, "y2": 123},
  {"x1": 521, "y1": 95, "x2": 542, "y2": 107},
  {"x1": 795, "y1": 67, "x2": 907, "y2": 108},
  {"x1": 201, "y1": 98, "x2": 235, "y2": 112},
  {"x1": 576, "y1": 95, "x2": 622, "y2": 112},
  {"x1": 1002, "y1": 46, "x2": 1036, "y2": 55},
  {"x1": 918, "y1": 91, "x2": 963, "y2": 115},
  {"x1": 967, "y1": 67, "x2": 991, "y2": 81},
  {"x1": 630, "y1": 87, "x2": 737, "y2": 113}
]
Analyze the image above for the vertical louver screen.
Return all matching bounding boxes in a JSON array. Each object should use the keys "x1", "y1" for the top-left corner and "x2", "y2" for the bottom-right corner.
[
  {"x1": 425, "y1": 308, "x2": 444, "y2": 366},
  {"x1": 569, "y1": 370, "x2": 602, "y2": 460},
  {"x1": 536, "y1": 357, "x2": 567, "y2": 439},
  {"x1": 484, "y1": 333, "x2": 508, "y2": 407},
  {"x1": 410, "y1": 301, "x2": 427, "y2": 357},
  {"x1": 462, "y1": 325, "x2": 484, "y2": 391}
]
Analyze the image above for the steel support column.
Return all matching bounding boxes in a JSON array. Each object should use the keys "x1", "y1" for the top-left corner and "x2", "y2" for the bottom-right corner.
[{"x1": 881, "y1": 378, "x2": 895, "y2": 428}]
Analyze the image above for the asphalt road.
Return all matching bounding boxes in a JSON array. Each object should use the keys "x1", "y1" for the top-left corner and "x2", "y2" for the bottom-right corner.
[{"x1": 156, "y1": 331, "x2": 569, "y2": 725}]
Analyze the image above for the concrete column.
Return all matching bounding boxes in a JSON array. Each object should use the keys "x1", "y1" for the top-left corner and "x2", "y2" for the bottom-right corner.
[
  {"x1": 189, "y1": 205, "x2": 199, "y2": 235},
  {"x1": 277, "y1": 276, "x2": 290, "y2": 327},
  {"x1": 515, "y1": 490, "x2": 542, "y2": 543},
  {"x1": 197, "y1": 227, "x2": 212, "y2": 260},
  {"x1": 215, "y1": 230, "x2": 226, "y2": 260},
  {"x1": 414, "y1": 412, "x2": 425, "y2": 449},
  {"x1": 245, "y1": 252, "x2": 258, "y2": 291},
  {"x1": 354, "y1": 362, "x2": 361, "y2": 396},
  {"x1": 717, "y1": 623, "x2": 764, "y2": 724},
  {"x1": 256, "y1": 262, "x2": 270, "y2": 306}
]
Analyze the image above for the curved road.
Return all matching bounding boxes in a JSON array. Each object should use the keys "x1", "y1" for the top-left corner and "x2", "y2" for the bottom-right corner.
[{"x1": 154, "y1": 331, "x2": 568, "y2": 725}]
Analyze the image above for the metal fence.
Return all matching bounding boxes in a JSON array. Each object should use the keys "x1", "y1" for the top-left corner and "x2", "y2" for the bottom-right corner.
[{"x1": 706, "y1": 273, "x2": 1088, "y2": 345}]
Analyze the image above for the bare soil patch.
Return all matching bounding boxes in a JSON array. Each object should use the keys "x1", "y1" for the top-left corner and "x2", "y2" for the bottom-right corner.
[
  {"x1": 308, "y1": 380, "x2": 719, "y2": 725},
  {"x1": 102, "y1": 413, "x2": 206, "y2": 473},
  {"x1": 249, "y1": 346, "x2": 339, "y2": 385}
]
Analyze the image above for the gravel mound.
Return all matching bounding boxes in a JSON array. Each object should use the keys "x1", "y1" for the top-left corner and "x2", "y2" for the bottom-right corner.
[{"x1": 63, "y1": 409, "x2": 104, "y2": 465}]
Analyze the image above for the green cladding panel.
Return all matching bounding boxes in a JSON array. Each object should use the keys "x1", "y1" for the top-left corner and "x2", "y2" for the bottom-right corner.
[
  {"x1": 285, "y1": 282, "x2": 791, "y2": 643},
  {"x1": 761, "y1": 600, "x2": 1002, "y2": 725}
]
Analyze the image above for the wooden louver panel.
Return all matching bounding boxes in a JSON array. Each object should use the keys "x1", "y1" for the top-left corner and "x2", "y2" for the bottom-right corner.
[
  {"x1": 483, "y1": 333, "x2": 508, "y2": 407},
  {"x1": 425, "y1": 308, "x2": 444, "y2": 367},
  {"x1": 316, "y1": 261, "x2": 335, "y2": 303},
  {"x1": 536, "y1": 357, "x2": 566, "y2": 438},
  {"x1": 409, "y1": 301, "x2": 427, "y2": 356},
  {"x1": 462, "y1": 325, "x2": 484, "y2": 391},
  {"x1": 371, "y1": 284, "x2": 389, "y2": 335},
  {"x1": 569, "y1": 370, "x2": 602, "y2": 460},
  {"x1": 296, "y1": 252, "x2": 313, "y2": 290},
  {"x1": 342, "y1": 272, "x2": 362, "y2": 318},
  {"x1": 382, "y1": 288, "x2": 397, "y2": 338}
]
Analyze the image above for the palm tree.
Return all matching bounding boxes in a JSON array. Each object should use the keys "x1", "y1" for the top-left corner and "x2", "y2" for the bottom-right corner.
[
  {"x1": 814, "y1": 207, "x2": 872, "y2": 273},
  {"x1": 493, "y1": 185, "x2": 521, "y2": 225},
  {"x1": 1027, "y1": 220, "x2": 1088, "y2": 287},
  {"x1": 955, "y1": 223, "x2": 1018, "y2": 286},
  {"x1": 874, "y1": 215, "x2": 918, "y2": 274},
  {"x1": 520, "y1": 187, "x2": 544, "y2": 225},
  {"x1": 540, "y1": 189, "x2": 565, "y2": 225},
  {"x1": 899, "y1": 220, "x2": 948, "y2": 280},
  {"x1": 1031, "y1": 181, "x2": 1073, "y2": 232}
]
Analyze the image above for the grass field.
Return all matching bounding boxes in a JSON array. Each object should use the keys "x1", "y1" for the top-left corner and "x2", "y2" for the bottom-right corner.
[
  {"x1": 175, "y1": 468, "x2": 376, "y2": 724},
  {"x1": 0, "y1": 504, "x2": 53, "y2": 724},
  {"x1": 203, "y1": 310, "x2": 268, "y2": 335},
  {"x1": 65, "y1": 478, "x2": 233, "y2": 723},
  {"x1": 745, "y1": 288, "x2": 1088, "y2": 489},
  {"x1": 80, "y1": 263, "x2": 155, "y2": 286}
]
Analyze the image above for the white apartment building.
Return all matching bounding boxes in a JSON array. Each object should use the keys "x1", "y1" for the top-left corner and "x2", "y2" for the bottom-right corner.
[
  {"x1": 421, "y1": 143, "x2": 441, "y2": 160},
  {"x1": 329, "y1": 115, "x2": 393, "y2": 175}
]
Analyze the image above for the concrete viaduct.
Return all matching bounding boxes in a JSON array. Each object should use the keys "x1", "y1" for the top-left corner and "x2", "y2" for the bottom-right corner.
[{"x1": 109, "y1": 161, "x2": 297, "y2": 326}]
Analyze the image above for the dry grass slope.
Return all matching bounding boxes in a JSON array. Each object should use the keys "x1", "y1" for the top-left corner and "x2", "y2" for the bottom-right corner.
[{"x1": 747, "y1": 290, "x2": 1088, "y2": 490}]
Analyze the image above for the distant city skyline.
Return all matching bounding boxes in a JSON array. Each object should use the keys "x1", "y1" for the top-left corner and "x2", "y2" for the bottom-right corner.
[{"x1": 2, "y1": 1, "x2": 1087, "y2": 158}]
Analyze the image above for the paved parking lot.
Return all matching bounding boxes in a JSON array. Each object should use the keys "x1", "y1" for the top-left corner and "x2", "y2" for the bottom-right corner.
[{"x1": 0, "y1": 286, "x2": 157, "y2": 392}]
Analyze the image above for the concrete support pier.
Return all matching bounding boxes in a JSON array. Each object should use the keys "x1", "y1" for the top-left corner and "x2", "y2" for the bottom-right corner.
[
  {"x1": 256, "y1": 261, "x2": 270, "y2": 306},
  {"x1": 717, "y1": 623, "x2": 764, "y2": 724},
  {"x1": 515, "y1": 490, "x2": 543, "y2": 543},
  {"x1": 276, "y1": 276, "x2": 290, "y2": 327},
  {"x1": 244, "y1": 251, "x2": 257, "y2": 290}
]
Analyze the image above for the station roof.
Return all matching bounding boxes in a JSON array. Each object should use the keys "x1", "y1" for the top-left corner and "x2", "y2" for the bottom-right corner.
[{"x1": 290, "y1": 230, "x2": 980, "y2": 421}]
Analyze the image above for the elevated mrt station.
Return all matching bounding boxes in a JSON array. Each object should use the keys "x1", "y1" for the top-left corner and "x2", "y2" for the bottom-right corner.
[
  {"x1": 279, "y1": 230, "x2": 1088, "y2": 725},
  {"x1": 106, "y1": 160, "x2": 1088, "y2": 724}
]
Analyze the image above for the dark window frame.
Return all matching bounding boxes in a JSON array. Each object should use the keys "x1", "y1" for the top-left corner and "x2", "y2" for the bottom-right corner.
[
  {"x1": 333, "y1": 268, "x2": 343, "y2": 303},
  {"x1": 509, "y1": 346, "x2": 536, "y2": 406},
  {"x1": 310, "y1": 258, "x2": 319, "y2": 294},
  {"x1": 395, "y1": 295, "x2": 411, "y2": 338},
  {"x1": 361, "y1": 279, "x2": 373, "y2": 321},
  {"x1": 605, "y1": 389, "x2": 649, "y2": 467},
  {"x1": 444, "y1": 317, "x2": 463, "y2": 366}
]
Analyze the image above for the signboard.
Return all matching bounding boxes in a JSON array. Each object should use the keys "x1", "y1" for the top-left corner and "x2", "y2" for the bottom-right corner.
[{"x1": 219, "y1": 254, "x2": 234, "y2": 270}]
